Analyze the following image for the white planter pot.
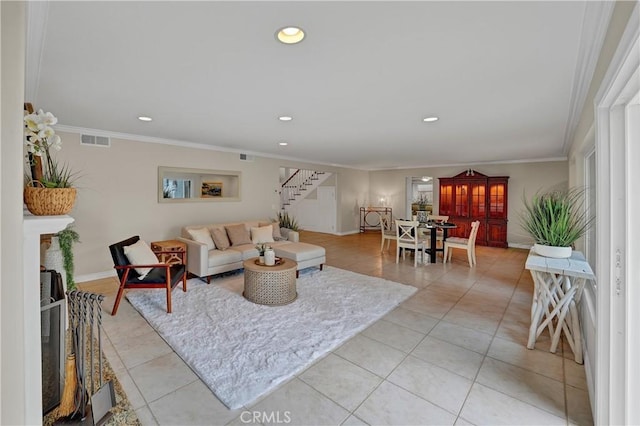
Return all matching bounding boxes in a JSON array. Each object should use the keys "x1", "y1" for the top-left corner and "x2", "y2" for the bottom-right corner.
[{"x1": 534, "y1": 243, "x2": 572, "y2": 258}]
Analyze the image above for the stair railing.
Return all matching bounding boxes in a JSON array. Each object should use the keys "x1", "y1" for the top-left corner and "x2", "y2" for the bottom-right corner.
[{"x1": 280, "y1": 169, "x2": 324, "y2": 207}]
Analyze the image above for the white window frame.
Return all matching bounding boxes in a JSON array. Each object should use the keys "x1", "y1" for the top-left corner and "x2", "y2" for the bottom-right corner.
[{"x1": 593, "y1": 4, "x2": 639, "y2": 424}]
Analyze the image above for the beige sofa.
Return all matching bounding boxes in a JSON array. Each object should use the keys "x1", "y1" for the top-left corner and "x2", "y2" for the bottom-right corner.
[{"x1": 178, "y1": 220, "x2": 325, "y2": 281}]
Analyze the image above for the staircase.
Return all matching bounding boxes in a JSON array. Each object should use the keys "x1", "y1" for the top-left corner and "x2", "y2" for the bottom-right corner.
[{"x1": 280, "y1": 169, "x2": 332, "y2": 210}]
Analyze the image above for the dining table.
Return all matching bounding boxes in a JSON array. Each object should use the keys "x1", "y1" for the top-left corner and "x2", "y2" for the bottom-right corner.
[{"x1": 420, "y1": 221, "x2": 457, "y2": 263}]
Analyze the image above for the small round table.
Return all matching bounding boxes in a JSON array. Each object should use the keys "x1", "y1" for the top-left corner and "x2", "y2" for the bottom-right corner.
[
  {"x1": 422, "y1": 222, "x2": 458, "y2": 263},
  {"x1": 243, "y1": 258, "x2": 298, "y2": 305}
]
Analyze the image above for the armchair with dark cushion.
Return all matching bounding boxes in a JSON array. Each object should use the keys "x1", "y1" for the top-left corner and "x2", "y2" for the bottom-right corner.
[{"x1": 109, "y1": 236, "x2": 187, "y2": 315}]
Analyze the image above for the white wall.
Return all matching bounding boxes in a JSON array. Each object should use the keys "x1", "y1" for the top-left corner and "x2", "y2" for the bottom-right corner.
[
  {"x1": 369, "y1": 161, "x2": 568, "y2": 246},
  {"x1": 1, "y1": 2, "x2": 27, "y2": 423},
  {"x1": 53, "y1": 132, "x2": 369, "y2": 278}
]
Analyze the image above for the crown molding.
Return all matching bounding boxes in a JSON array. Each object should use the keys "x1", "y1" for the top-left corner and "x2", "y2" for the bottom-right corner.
[
  {"x1": 562, "y1": 1, "x2": 616, "y2": 154},
  {"x1": 57, "y1": 124, "x2": 567, "y2": 173},
  {"x1": 55, "y1": 124, "x2": 367, "y2": 171},
  {"x1": 595, "y1": 1, "x2": 640, "y2": 107},
  {"x1": 366, "y1": 156, "x2": 568, "y2": 172}
]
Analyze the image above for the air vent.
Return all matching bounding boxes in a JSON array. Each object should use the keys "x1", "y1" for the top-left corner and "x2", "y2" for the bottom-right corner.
[
  {"x1": 81, "y1": 134, "x2": 110, "y2": 147},
  {"x1": 239, "y1": 153, "x2": 254, "y2": 162}
]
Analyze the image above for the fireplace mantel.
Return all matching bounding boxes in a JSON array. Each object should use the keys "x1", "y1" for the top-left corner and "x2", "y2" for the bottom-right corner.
[{"x1": 23, "y1": 214, "x2": 74, "y2": 424}]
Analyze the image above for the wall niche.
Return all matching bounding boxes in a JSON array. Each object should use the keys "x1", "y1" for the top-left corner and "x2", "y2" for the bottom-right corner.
[{"x1": 158, "y1": 166, "x2": 241, "y2": 203}]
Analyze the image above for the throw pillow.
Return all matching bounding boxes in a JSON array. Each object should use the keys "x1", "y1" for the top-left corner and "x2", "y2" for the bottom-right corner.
[
  {"x1": 260, "y1": 220, "x2": 284, "y2": 240},
  {"x1": 187, "y1": 227, "x2": 216, "y2": 250},
  {"x1": 123, "y1": 239, "x2": 159, "y2": 279},
  {"x1": 210, "y1": 228, "x2": 230, "y2": 251},
  {"x1": 251, "y1": 225, "x2": 275, "y2": 244},
  {"x1": 225, "y1": 224, "x2": 252, "y2": 246}
]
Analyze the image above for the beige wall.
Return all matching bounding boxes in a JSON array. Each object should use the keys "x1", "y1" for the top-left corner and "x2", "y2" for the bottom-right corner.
[
  {"x1": 369, "y1": 161, "x2": 568, "y2": 246},
  {"x1": 54, "y1": 132, "x2": 368, "y2": 277},
  {"x1": 1, "y1": 2, "x2": 27, "y2": 424}
]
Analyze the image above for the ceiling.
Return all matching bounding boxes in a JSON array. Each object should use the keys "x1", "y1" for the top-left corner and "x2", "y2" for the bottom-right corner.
[{"x1": 26, "y1": 1, "x2": 608, "y2": 170}]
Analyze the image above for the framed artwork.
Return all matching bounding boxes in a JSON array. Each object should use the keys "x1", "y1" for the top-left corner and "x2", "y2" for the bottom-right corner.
[{"x1": 201, "y1": 181, "x2": 223, "y2": 198}]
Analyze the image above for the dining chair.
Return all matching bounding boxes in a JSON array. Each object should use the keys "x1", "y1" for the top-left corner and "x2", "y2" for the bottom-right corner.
[
  {"x1": 427, "y1": 215, "x2": 450, "y2": 249},
  {"x1": 443, "y1": 220, "x2": 480, "y2": 267},
  {"x1": 427, "y1": 215, "x2": 449, "y2": 223},
  {"x1": 395, "y1": 220, "x2": 429, "y2": 267},
  {"x1": 380, "y1": 213, "x2": 397, "y2": 252}
]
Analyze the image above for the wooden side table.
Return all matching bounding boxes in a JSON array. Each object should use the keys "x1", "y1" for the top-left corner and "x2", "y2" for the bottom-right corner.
[{"x1": 151, "y1": 239, "x2": 187, "y2": 265}]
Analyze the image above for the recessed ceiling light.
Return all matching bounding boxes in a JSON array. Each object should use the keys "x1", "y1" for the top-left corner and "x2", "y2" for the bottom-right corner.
[
  {"x1": 278, "y1": 116, "x2": 293, "y2": 121},
  {"x1": 423, "y1": 116, "x2": 439, "y2": 122},
  {"x1": 138, "y1": 116, "x2": 153, "y2": 122},
  {"x1": 276, "y1": 26, "x2": 305, "y2": 44},
  {"x1": 279, "y1": 142, "x2": 288, "y2": 146}
]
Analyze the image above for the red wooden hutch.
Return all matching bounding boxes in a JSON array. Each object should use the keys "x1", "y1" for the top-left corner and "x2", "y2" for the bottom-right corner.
[{"x1": 438, "y1": 170, "x2": 509, "y2": 248}]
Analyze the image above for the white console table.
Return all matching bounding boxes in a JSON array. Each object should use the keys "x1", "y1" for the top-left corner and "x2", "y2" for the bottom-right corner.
[{"x1": 525, "y1": 249, "x2": 595, "y2": 364}]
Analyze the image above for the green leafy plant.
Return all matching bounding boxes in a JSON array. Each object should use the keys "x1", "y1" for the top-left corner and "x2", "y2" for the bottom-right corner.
[
  {"x1": 520, "y1": 187, "x2": 593, "y2": 247},
  {"x1": 56, "y1": 225, "x2": 80, "y2": 290},
  {"x1": 277, "y1": 211, "x2": 300, "y2": 231}
]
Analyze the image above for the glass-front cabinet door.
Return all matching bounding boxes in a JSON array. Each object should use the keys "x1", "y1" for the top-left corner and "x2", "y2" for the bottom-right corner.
[
  {"x1": 439, "y1": 181, "x2": 454, "y2": 216},
  {"x1": 455, "y1": 184, "x2": 468, "y2": 217},
  {"x1": 488, "y1": 179, "x2": 508, "y2": 219},
  {"x1": 470, "y1": 183, "x2": 486, "y2": 218}
]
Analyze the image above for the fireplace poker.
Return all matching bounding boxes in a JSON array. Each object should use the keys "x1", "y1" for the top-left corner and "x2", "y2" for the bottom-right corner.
[{"x1": 87, "y1": 292, "x2": 95, "y2": 396}]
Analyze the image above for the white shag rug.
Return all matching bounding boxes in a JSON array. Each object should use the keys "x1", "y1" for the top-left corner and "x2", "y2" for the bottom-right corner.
[{"x1": 126, "y1": 266, "x2": 417, "y2": 409}]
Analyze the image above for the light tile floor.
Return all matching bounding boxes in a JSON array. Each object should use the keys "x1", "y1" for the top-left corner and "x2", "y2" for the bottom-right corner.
[{"x1": 80, "y1": 231, "x2": 593, "y2": 425}]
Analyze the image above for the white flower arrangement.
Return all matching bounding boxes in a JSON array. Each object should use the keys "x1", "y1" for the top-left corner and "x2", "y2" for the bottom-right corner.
[
  {"x1": 255, "y1": 243, "x2": 271, "y2": 255},
  {"x1": 24, "y1": 109, "x2": 76, "y2": 188}
]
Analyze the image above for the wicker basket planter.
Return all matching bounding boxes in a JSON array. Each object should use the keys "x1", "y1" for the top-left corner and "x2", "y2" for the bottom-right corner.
[{"x1": 24, "y1": 186, "x2": 76, "y2": 215}]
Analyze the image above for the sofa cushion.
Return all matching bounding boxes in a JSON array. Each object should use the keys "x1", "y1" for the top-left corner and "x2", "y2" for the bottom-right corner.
[
  {"x1": 187, "y1": 227, "x2": 216, "y2": 250},
  {"x1": 260, "y1": 221, "x2": 283, "y2": 240},
  {"x1": 274, "y1": 242, "x2": 326, "y2": 262},
  {"x1": 225, "y1": 224, "x2": 252, "y2": 246},
  {"x1": 210, "y1": 228, "x2": 231, "y2": 250},
  {"x1": 208, "y1": 248, "x2": 242, "y2": 265},
  {"x1": 231, "y1": 243, "x2": 260, "y2": 260},
  {"x1": 123, "y1": 239, "x2": 159, "y2": 279},
  {"x1": 269, "y1": 240, "x2": 291, "y2": 248},
  {"x1": 251, "y1": 225, "x2": 275, "y2": 244}
]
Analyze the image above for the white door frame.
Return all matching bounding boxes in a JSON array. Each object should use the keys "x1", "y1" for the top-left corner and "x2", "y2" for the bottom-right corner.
[
  {"x1": 594, "y1": 4, "x2": 639, "y2": 424},
  {"x1": 405, "y1": 177, "x2": 413, "y2": 218}
]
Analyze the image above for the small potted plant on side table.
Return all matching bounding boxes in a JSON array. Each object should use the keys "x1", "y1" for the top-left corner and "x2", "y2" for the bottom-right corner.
[
  {"x1": 414, "y1": 194, "x2": 429, "y2": 223},
  {"x1": 520, "y1": 187, "x2": 593, "y2": 258}
]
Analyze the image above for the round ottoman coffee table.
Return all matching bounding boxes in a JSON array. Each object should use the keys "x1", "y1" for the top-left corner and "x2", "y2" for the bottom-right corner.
[{"x1": 243, "y1": 258, "x2": 298, "y2": 305}]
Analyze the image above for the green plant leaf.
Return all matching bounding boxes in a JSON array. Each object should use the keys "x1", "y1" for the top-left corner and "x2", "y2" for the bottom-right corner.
[
  {"x1": 519, "y1": 187, "x2": 593, "y2": 247},
  {"x1": 56, "y1": 225, "x2": 80, "y2": 290}
]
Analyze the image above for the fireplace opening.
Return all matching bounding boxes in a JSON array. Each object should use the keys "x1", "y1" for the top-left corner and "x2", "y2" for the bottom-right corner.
[{"x1": 40, "y1": 270, "x2": 66, "y2": 415}]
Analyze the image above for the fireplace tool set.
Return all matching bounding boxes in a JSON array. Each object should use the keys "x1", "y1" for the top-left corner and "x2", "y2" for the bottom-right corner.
[{"x1": 59, "y1": 290, "x2": 115, "y2": 425}]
